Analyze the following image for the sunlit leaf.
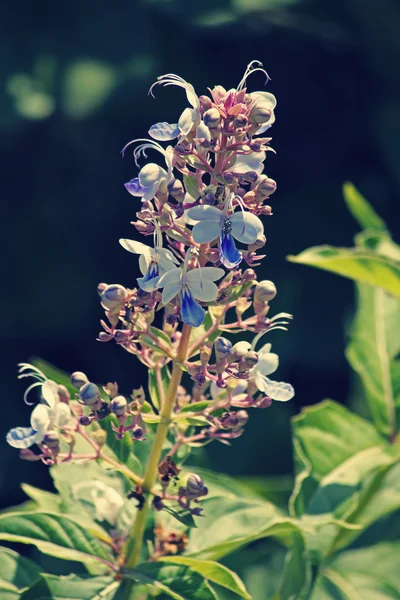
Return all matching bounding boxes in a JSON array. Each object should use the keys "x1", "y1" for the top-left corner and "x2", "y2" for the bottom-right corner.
[
  {"x1": 0, "y1": 547, "x2": 41, "y2": 599},
  {"x1": 21, "y1": 573, "x2": 120, "y2": 600},
  {"x1": 343, "y1": 182, "x2": 387, "y2": 231},
  {"x1": 126, "y1": 563, "x2": 217, "y2": 599},
  {"x1": 288, "y1": 246, "x2": 400, "y2": 298}
]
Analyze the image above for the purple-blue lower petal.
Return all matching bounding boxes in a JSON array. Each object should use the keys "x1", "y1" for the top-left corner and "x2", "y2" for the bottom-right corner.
[
  {"x1": 219, "y1": 233, "x2": 242, "y2": 269},
  {"x1": 180, "y1": 287, "x2": 205, "y2": 327},
  {"x1": 137, "y1": 262, "x2": 160, "y2": 291},
  {"x1": 125, "y1": 178, "x2": 147, "y2": 197}
]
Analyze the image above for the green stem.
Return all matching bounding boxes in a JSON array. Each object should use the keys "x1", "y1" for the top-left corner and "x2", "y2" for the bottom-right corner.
[{"x1": 123, "y1": 324, "x2": 192, "y2": 577}]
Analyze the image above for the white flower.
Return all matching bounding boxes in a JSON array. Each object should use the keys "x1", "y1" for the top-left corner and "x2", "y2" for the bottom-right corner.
[
  {"x1": 157, "y1": 251, "x2": 224, "y2": 327},
  {"x1": 6, "y1": 364, "x2": 71, "y2": 449},
  {"x1": 73, "y1": 481, "x2": 125, "y2": 526},
  {"x1": 149, "y1": 74, "x2": 201, "y2": 138},
  {"x1": 229, "y1": 151, "x2": 267, "y2": 176},
  {"x1": 120, "y1": 229, "x2": 179, "y2": 292},
  {"x1": 250, "y1": 343, "x2": 294, "y2": 402},
  {"x1": 187, "y1": 199, "x2": 264, "y2": 269},
  {"x1": 122, "y1": 139, "x2": 174, "y2": 202}
]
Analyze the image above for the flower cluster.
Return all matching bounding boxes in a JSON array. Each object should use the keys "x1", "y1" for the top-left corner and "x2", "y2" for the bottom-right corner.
[{"x1": 7, "y1": 62, "x2": 294, "y2": 559}]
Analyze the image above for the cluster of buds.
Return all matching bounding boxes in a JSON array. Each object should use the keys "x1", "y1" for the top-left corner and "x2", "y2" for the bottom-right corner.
[{"x1": 7, "y1": 62, "x2": 294, "y2": 545}]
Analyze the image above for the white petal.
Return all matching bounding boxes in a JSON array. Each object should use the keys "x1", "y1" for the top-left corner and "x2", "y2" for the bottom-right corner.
[
  {"x1": 179, "y1": 107, "x2": 196, "y2": 136},
  {"x1": 158, "y1": 268, "x2": 182, "y2": 288},
  {"x1": 187, "y1": 205, "x2": 223, "y2": 222},
  {"x1": 256, "y1": 114, "x2": 275, "y2": 135},
  {"x1": 159, "y1": 248, "x2": 180, "y2": 265},
  {"x1": 256, "y1": 352, "x2": 279, "y2": 376},
  {"x1": 6, "y1": 426, "x2": 38, "y2": 449},
  {"x1": 139, "y1": 254, "x2": 150, "y2": 275},
  {"x1": 142, "y1": 181, "x2": 160, "y2": 202},
  {"x1": 31, "y1": 404, "x2": 51, "y2": 431},
  {"x1": 119, "y1": 239, "x2": 153, "y2": 257},
  {"x1": 196, "y1": 122, "x2": 211, "y2": 141},
  {"x1": 187, "y1": 279, "x2": 219, "y2": 302},
  {"x1": 54, "y1": 403, "x2": 71, "y2": 428},
  {"x1": 148, "y1": 122, "x2": 180, "y2": 141},
  {"x1": 230, "y1": 211, "x2": 263, "y2": 244},
  {"x1": 258, "y1": 342, "x2": 272, "y2": 355},
  {"x1": 138, "y1": 163, "x2": 165, "y2": 187},
  {"x1": 192, "y1": 220, "x2": 221, "y2": 244},
  {"x1": 255, "y1": 374, "x2": 294, "y2": 402},
  {"x1": 162, "y1": 281, "x2": 181, "y2": 305},
  {"x1": 187, "y1": 267, "x2": 225, "y2": 282},
  {"x1": 231, "y1": 151, "x2": 266, "y2": 176},
  {"x1": 41, "y1": 381, "x2": 58, "y2": 408},
  {"x1": 251, "y1": 91, "x2": 277, "y2": 110}
]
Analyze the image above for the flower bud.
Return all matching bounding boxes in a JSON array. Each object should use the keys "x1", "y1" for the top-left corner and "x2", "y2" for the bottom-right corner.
[
  {"x1": 235, "y1": 410, "x2": 249, "y2": 428},
  {"x1": 249, "y1": 103, "x2": 273, "y2": 125},
  {"x1": 20, "y1": 448, "x2": 41, "y2": 461},
  {"x1": 203, "y1": 108, "x2": 221, "y2": 129},
  {"x1": 240, "y1": 351, "x2": 258, "y2": 371},
  {"x1": 234, "y1": 114, "x2": 248, "y2": 128},
  {"x1": 101, "y1": 284, "x2": 127, "y2": 311},
  {"x1": 202, "y1": 192, "x2": 217, "y2": 205},
  {"x1": 79, "y1": 415, "x2": 93, "y2": 426},
  {"x1": 91, "y1": 429, "x2": 107, "y2": 447},
  {"x1": 215, "y1": 337, "x2": 232, "y2": 361},
  {"x1": 79, "y1": 382, "x2": 101, "y2": 406},
  {"x1": 97, "y1": 282, "x2": 108, "y2": 296},
  {"x1": 230, "y1": 341, "x2": 251, "y2": 362},
  {"x1": 248, "y1": 233, "x2": 267, "y2": 253},
  {"x1": 254, "y1": 280, "x2": 277, "y2": 304},
  {"x1": 249, "y1": 141, "x2": 262, "y2": 152},
  {"x1": 240, "y1": 171, "x2": 259, "y2": 185},
  {"x1": 186, "y1": 474, "x2": 208, "y2": 499},
  {"x1": 256, "y1": 176, "x2": 277, "y2": 197},
  {"x1": 168, "y1": 178, "x2": 185, "y2": 200},
  {"x1": 71, "y1": 371, "x2": 89, "y2": 390},
  {"x1": 57, "y1": 384, "x2": 70, "y2": 404},
  {"x1": 199, "y1": 95, "x2": 213, "y2": 113},
  {"x1": 43, "y1": 431, "x2": 60, "y2": 449},
  {"x1": 243, "y1": 268, "x2": 256, "y2": 281},
  {"x1": 132, "y1": 425, "x2": 144, "y2": 440},
  {"x1": 110, "y1": 395, "x2": 127, "y2": 416}
]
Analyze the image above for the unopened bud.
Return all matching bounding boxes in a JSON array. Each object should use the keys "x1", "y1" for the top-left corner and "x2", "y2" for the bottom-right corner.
[
  {"x1": 71, "y1": 371, "x2": 89, "y2": 390},
  {"x1": 43, "y1": 431, "x2": 60, "y2": 449},
  {"x1": 235, "y1": 410, "x2": 249, "y2": 428},
  {"x1": 249, "y1": 141, "x2": 262, "y2": 152},
  {"x1": 230, "y1": 341, "x2": 251, "y2": 362},
  {"x1": 202, "y1": 192, "x2": 217, "y2": 206},
  {"x1": 110, "y1": 395, "x2": 127, "y2": 416},
  {"x1": 239, "y1": 171, "x2": 259, "y2": 184},
  {"x1": 132, "y1": 425, "x2": 144, "y2": 440},
  {"x1": 256, "y1": 176, "x2": 277, "y2": 197},
  {"x1": 79, "y1": 415, "x2": 93, "y2": 426},
  {"x1": 215, "y1": 337, "x2": 232, "y2": 361},
  {"x1": 186, "y1": 474, "x2": 208, "y2": 499},
  {"x1": 203, "y1": 108, "x2": 221, "y2": 129},
  {"x1": 20, "y1": 448, "x2": 41, "y2": 461},
  {"x1": 248, "y1": 233, "x2": 267, "y2": 252},
  {"x1": 79, "y1": 382, "x2": 101, "y2": 406},
  {"x1": 168, "y1": 178, "x2": 185, "y2": 200},
  {"x1": 57, "y1": 384, "x2": 70, "y2": 404},
  {"x1": 200, "y1": 345, "x2": 212, "y2": 364},
  {"x1": 241, "y1": 351, "x2": 258, "y2": 370},
  {"x1": 243, "y1": 268, "x2": 256, "y2": 281},
  {"x1": 101, "y1": 284, "x2": 127, "y2": 311},
  {"x1": 91, "y1": 429, "x2": 107, "y2": 446},
  {"x1": 97, "y1": 283, "x2": 108, "y2": 296},
  {"x1": 234, "y1": 114, "x2": 248, "y2": 128},
  {"x1": 254, "y1": 280, "x2": 277, "y2": 304},
  {"x1": 199, "y1": 95, "x2": 213, "y2": 113},
  {"x1": 249, "y1": 103, "x2": 273, "y2": 125}
]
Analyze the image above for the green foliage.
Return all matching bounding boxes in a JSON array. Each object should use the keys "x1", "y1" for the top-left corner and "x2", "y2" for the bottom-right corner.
[
  {"x1": 0, "y1": 547, "x2": 41, "y2": 599},
  {"x1": 148, "y1": 365, "x2": 170, "y2": 410},
  {"x1": 20, "y1": 573, "x2": 121, "y2": 600}
]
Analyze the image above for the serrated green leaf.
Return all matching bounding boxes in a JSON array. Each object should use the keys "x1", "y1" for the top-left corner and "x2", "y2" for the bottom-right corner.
[
  {"x1": 148, "y1": 365, "x2": 170, "y2": 410},
  {"x1": 288, "y1": 246, "x2": 400, "y2": 298},
  {"x1": 126, "y1": 562, "x2": 217, "y2": 599},
  {"x1": 21, "y1": 573, "x2": 120, "y2": 600},
  {"x1": 184, "y1": 174, "x2": 201, "y2": 200},
  {"x1": 343, "y1": 182, "x2": 387, "y2": 232},
  {"x1": 160, "y1": 556, "x2": 251, "y2": 599},
  {"x1": 0, "y1": 512, "x2": 113, "y2": 567},
  {"x1": 0, "y1": 547, "x2": 41, "y2": 599}
]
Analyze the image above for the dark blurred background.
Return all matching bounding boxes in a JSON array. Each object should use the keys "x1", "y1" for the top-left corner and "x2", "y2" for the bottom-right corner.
[{"x1": 2, "y1": 0, "x2": 400, "y2": 509}]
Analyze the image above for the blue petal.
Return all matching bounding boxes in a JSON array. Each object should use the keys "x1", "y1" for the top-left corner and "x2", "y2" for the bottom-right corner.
[
  {"x1": 6, "y1": 426, "x2": 38, "y2": 449},
  {"x1": 148, "y1": 122, "x2": 180, "y2": 141},
  {"x1": 137, "y1": 262, "x2": 160, "y2": 292},
  {"x1": 219, "y1": 233, "x2": 242, "y2": 269},
  {"x1": 180, "y1": 287, "x2": 205, "y2": 327},
  {"x1": 124, "y1": 178, "x2": 147, "y2": 197}
]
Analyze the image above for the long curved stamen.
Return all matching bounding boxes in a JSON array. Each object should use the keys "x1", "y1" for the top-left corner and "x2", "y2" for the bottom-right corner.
[
  {"x1": 18, "y1": 363, "x2": 46, "y2": 379},
  {"x1": 237, "y1": 60, "x2": 270, "y2": 91},
  {"x1": 23, "y1": 381, "x2": 44, "y2": 406},
  {"x1": 149, "y1": 74, "x2": 194, "y2": 98},
  {"x1": 121, "y1": 138, "x2": 166, "y2": 167}
]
